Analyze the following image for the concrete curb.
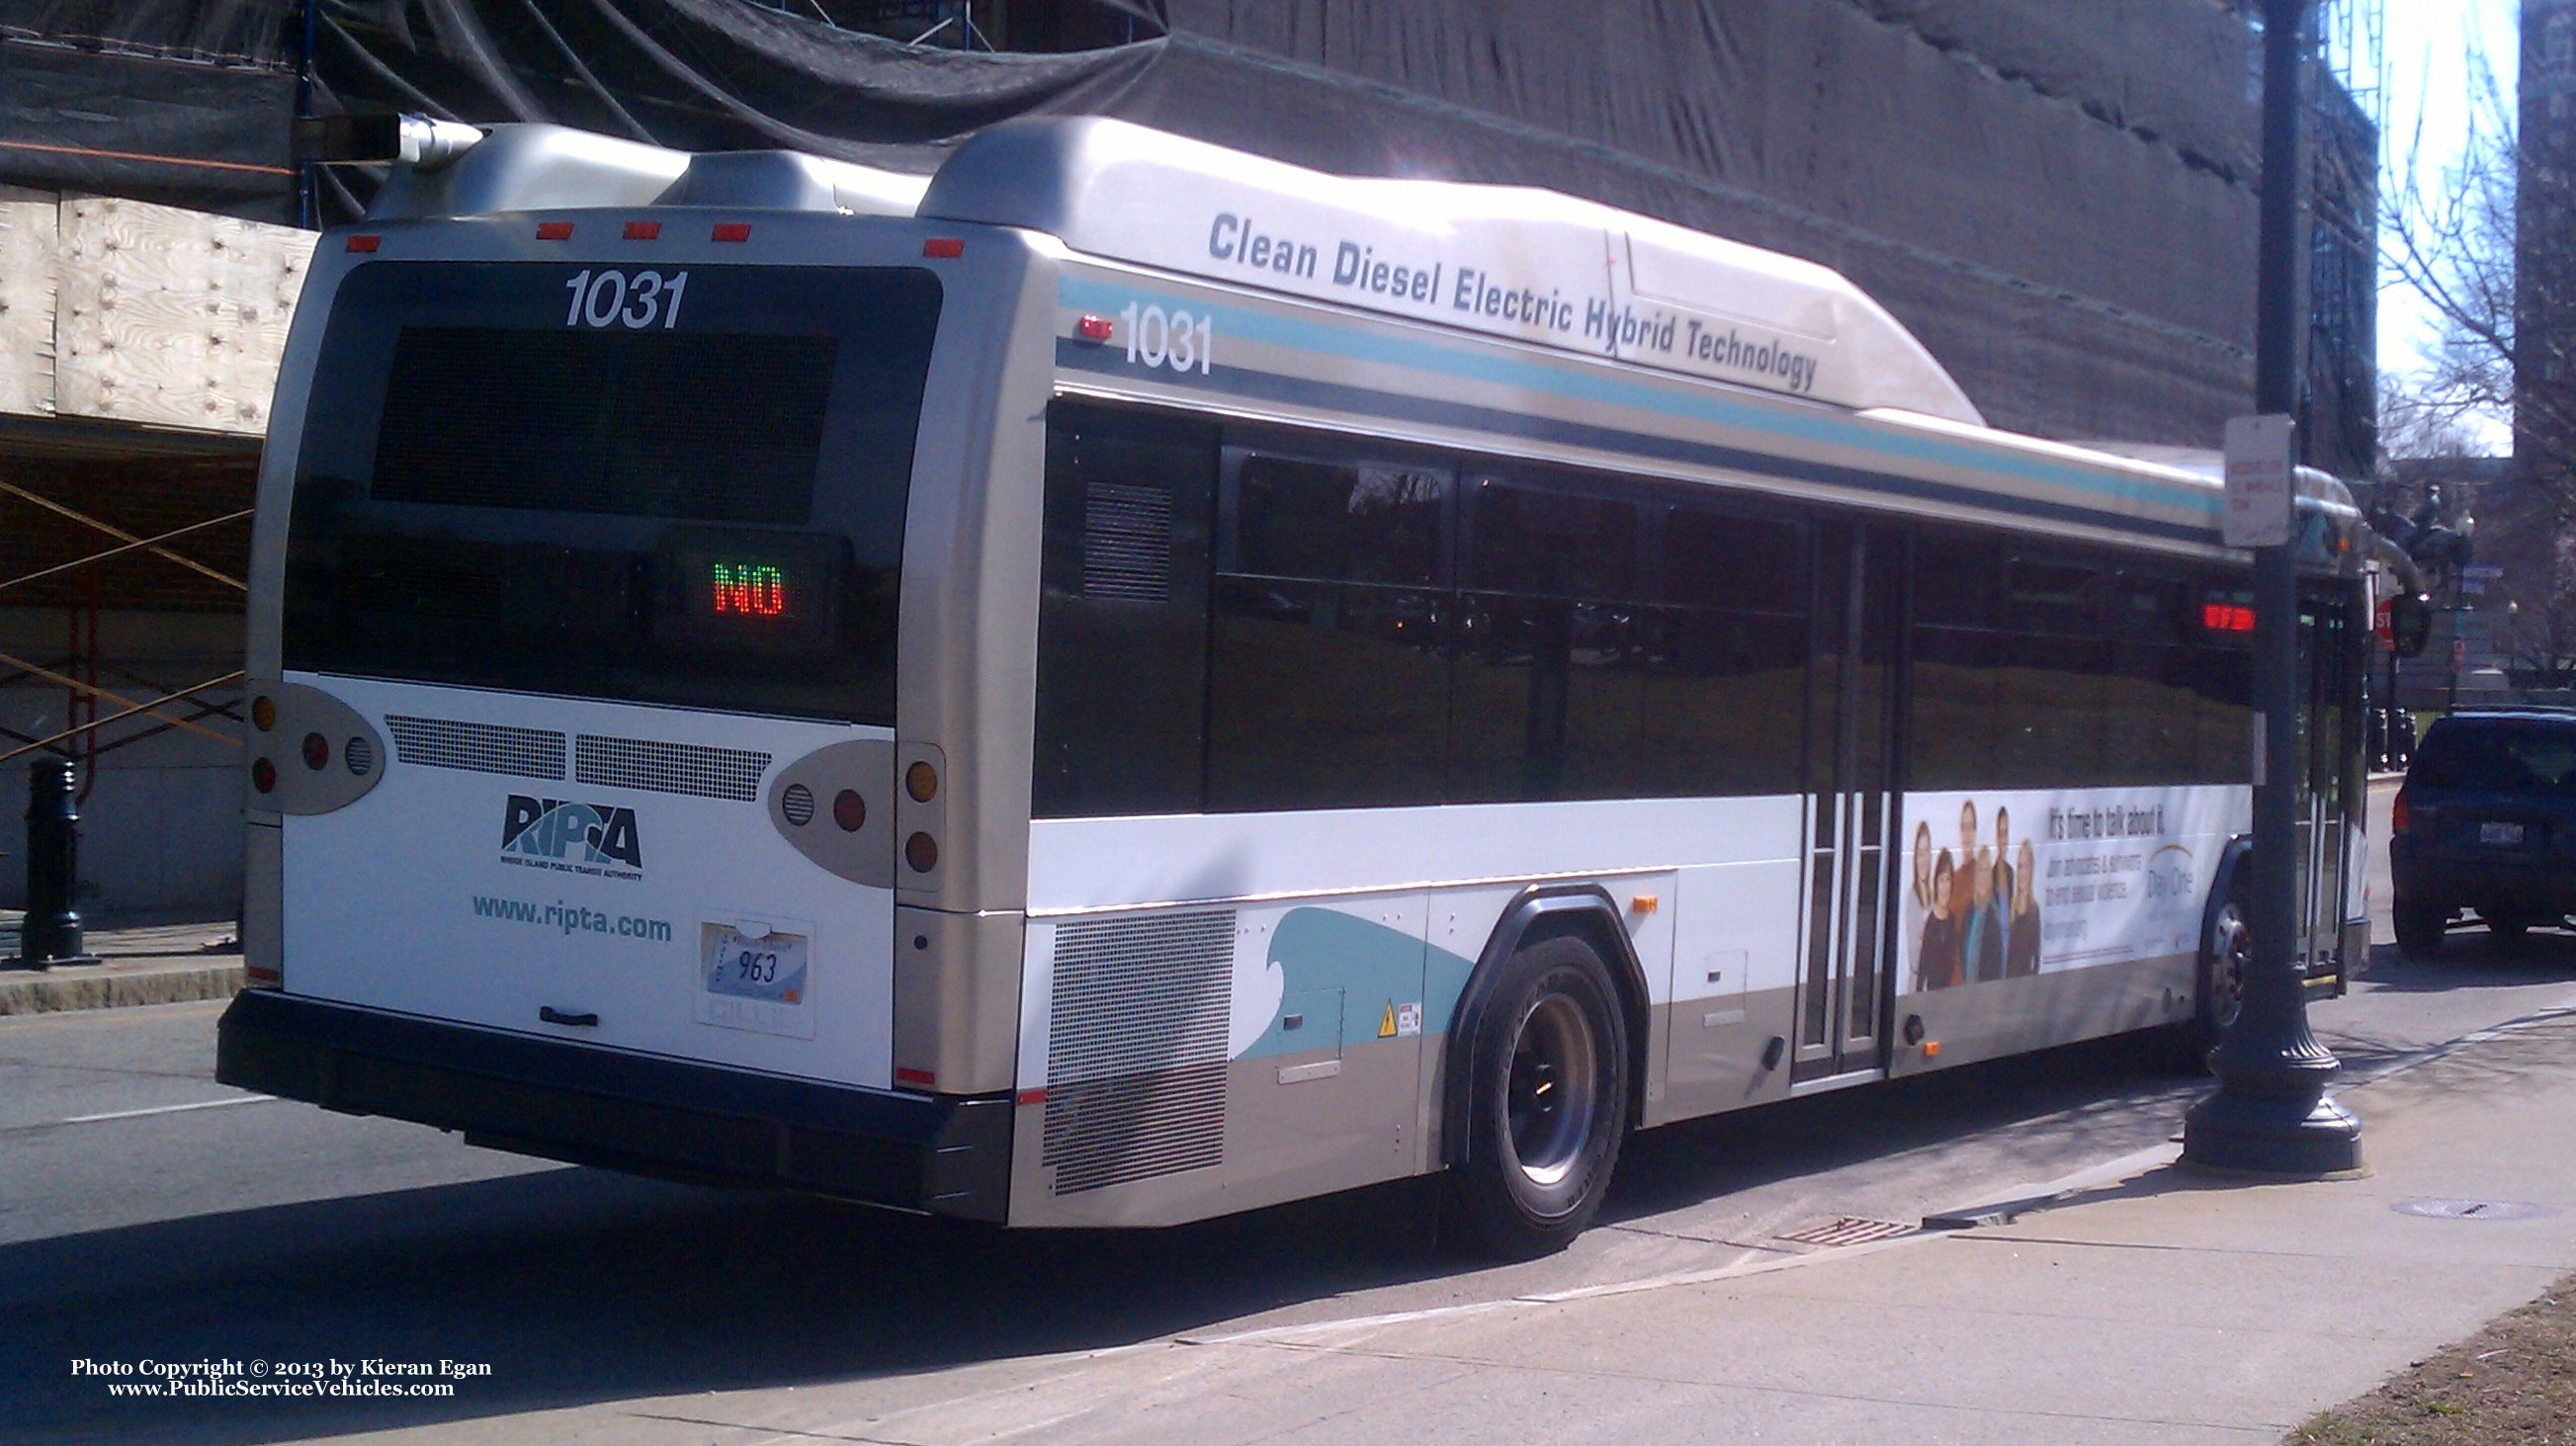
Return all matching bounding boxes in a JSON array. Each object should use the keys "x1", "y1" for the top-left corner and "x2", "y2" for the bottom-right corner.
[{"x1": 0, "y1": 959, "x2": 245, "y2": 1016}]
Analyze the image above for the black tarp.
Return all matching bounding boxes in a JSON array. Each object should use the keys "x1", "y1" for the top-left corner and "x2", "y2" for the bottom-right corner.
[
  {"x1": 0, "y1": 0, "x2": 2376, "y2": 470},
  {"x1": 0, "y1": 2, "x2": 299, "y2": 218}
]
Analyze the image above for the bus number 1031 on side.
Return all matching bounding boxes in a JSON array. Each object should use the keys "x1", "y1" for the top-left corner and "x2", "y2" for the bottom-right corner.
[
  {"x1": 564, "y1": 269, "x2": 689, "y2": 330},
  {"x1": 1120, "y1": 301, "x2": 1214, "y2": 375}
]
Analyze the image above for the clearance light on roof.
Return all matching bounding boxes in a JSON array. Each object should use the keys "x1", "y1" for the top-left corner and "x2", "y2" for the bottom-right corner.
[
  {"x1": 922, "y1": 237, "x2": 965, "y2": 259},
  {"x1": 536, "y1": 221, "x2": 573, "y2": 241},
  {"x1": 344, "y1": 234, "x2": 381, "y2": 253},
  {"x1": 623, "y1": 220, "x2": 661, "y2": 240},
  {"x1": 712, "y1": 221, "x2": 751, "y2": 242}
]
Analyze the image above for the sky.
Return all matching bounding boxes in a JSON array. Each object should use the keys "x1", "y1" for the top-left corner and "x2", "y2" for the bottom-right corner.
[{"x1": 2376, "y1": 0, "x2": 2519, "y2": 449}]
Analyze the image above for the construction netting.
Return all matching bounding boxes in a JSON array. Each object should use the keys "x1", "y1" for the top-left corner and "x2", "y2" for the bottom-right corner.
[{"x1": 0, "y1": 0, "x2": 2376, "y2": 471}]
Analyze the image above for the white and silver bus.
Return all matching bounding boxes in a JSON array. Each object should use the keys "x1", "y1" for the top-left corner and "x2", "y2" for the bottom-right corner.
[{"x1": 218, "y1": 117, "x2": 2373, "y2": 1255}]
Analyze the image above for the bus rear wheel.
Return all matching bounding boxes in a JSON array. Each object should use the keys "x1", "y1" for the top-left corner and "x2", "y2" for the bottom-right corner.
[
  {"x1": 1447, "y1": 936, "x2": 1628, "y2": 1259},
  {"x1": 2166, "y1": 893, "x2": 2249, "y2": 1071}
]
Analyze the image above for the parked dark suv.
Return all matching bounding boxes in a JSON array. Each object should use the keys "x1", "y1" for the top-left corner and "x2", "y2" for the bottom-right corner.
[{"x1": 2391, "y1": 709, "x2": 2576, "y2": 955}]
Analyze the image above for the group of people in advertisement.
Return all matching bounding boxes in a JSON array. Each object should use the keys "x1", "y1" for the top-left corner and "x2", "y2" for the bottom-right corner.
[{"x1": 1910, "y1": 799, "x2": 2042, "y2": 991}]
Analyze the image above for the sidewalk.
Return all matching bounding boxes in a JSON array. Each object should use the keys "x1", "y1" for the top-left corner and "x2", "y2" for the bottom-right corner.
[
  {"x1": 538, "y1": 1001, "x2": 2576, "y2": 1446},
  {"x1": 0, "y1": 911, "x2": 243, "y2": 1014}
]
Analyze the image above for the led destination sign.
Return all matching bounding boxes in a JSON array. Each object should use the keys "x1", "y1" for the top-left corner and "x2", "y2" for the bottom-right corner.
[
  {"x1": 659, "y1": 528, "x2": 845, "y2": 652},
  {"x1": 712, "y1": 560, "x2": 790, "y2": 618}
]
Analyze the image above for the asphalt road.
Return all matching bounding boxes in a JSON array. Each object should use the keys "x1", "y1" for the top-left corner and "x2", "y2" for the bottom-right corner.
[{"x1": 10, "y1": 779, "x2": 2576, "y2": 1446}]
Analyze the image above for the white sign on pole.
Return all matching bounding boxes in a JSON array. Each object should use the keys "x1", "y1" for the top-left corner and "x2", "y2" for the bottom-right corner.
[{"x1": 2222, "y1": 414, "x2": 2296, "y2": 549}]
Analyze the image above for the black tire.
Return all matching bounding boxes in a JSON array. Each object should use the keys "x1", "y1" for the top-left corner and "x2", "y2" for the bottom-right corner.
[
  {"x1": 2189, "y1": 893, "x2": 2251, "y2": 1063},
  {"x1": 2395, "y1": 898, "x2": 2448, "y2": 957},
  {"x1": 2158, "y1": 892, "x2": 2249, "y2": 1072},
  {"x1": 2487, "y1": 913, "x2": 2533, "y2": 949},
  {"x1": 1447, "y1": 935, "x2": 1629, "y2": 1259}
]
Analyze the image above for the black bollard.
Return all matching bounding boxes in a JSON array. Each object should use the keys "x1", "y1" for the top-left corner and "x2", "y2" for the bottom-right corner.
[{"x1": 10, "y1": 757, "x2": 99, "y2": 970}]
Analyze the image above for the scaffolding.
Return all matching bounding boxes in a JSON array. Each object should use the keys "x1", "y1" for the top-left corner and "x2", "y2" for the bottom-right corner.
[{"x1": 0, "y1": 477, "x2": 247, "y2": 798}]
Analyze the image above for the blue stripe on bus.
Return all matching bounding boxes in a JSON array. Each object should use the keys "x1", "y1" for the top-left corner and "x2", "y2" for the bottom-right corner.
[
  {"x1": 1054, "y1": 337, "x2": 2217, "y2": 546},
  {"x1": 1056, "y1": 275, "x2": 2222, "y2": 525}
]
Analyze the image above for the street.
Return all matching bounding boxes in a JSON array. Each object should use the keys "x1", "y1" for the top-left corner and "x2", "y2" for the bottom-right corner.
[{"x1": 11, "y1": 778, "x2": 2576, "y2": 1445}]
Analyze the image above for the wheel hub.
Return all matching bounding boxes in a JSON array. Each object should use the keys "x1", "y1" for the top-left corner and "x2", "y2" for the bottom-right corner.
[{"x1": 1504, "y1": 992, "x2": 1598, "y2": 1189}]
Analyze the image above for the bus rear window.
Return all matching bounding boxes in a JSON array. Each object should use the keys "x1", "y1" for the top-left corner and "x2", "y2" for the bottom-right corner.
[
  {"x1": 282, "y1": 263, "x2": 940, "y2": 723},
  {"x1": 372, "y1": 327, "x2": 836, "y2": 524}
]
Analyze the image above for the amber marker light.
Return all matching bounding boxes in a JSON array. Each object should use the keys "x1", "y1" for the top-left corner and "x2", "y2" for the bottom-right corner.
[
  {"x1": 1631, "y1": 893, "x2": 1659, "y2": 913},
  {"x1": 250, "y1": 695, "x2": 276, "y2": 731},
  {"x1": 905, "y1": 761, "x2": 938, "y2": 804}
]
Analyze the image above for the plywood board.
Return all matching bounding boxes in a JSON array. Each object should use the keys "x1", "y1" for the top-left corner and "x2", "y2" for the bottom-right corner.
[
  {"x1": 0, "y1": 185, "x2": 57, "y2": 420},
  {"x1": 54, "y1": 196, "x2": 315, "y2": 435}
]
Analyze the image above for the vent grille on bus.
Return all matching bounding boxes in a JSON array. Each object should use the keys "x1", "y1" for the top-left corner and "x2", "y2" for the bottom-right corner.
[
  {"x1": 1042, "y1": 908, "x2": 1235, "y2": 1195},
  {"x1": 574, "y1": 734, "x2": 769, "y2": 802},
  {"x1": 384, "y1": 715, "x2": 566, "y2": 779},
  {"x1": 1081, "y1": 481, "x2": 1171, "y2": 603}
]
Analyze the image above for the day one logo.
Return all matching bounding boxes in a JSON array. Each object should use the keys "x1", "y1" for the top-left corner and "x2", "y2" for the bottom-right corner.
[{"x1": 502, "y1": 796, "x2": 644, "y2": 870}]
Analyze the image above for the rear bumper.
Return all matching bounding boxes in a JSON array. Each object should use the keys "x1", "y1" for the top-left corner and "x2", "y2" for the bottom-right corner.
[
  {"x1": 216, "y1": 989, "x2": 1011, "y2": 1221},
  {"x1": 2392, "y1": 846, "x2": 2576, "y2": 918}
]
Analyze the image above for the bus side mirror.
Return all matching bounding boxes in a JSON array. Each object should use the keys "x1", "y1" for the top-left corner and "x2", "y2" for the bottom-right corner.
[{"x1": 2389, "y1": 593, "x2": 2432, "y2": 658}]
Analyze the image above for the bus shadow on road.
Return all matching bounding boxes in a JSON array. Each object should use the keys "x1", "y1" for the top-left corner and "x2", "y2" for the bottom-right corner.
[
  {"x1": 2, "y1": 1032, "x2": 2229, "y2": 1446},
  {"x1": 3, "y1": 1146, "x2": 1463, "y2": 1445}
]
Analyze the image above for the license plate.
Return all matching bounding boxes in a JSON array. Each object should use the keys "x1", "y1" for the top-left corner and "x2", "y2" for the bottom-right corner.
[
  {"x1": 2480, "y1": 820, "x2": 2527, "y2": 847},
  {"x1": 698, "y1": 923, "x2": 813, "y2": 1038}
]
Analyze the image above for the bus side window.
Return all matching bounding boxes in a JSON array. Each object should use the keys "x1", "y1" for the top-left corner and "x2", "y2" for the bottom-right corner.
[
  {"x1": 1207, "y1": 444, "x2": 1452, "y2": 812},
  {"x1": 1032, "y1": 401, "x2": 1217, "y2": 819},
  {"x1": 1448, "y1": 473, "x2": 1648, "y2": 804},
  {"x1": 1636, "y1": 502, "x2": 1808, "y2": 798}
]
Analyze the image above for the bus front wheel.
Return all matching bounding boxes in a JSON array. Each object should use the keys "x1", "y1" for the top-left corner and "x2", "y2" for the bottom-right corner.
[{"x1": 1447, "y1": 936, "x2": 1628, "y2": 1259}]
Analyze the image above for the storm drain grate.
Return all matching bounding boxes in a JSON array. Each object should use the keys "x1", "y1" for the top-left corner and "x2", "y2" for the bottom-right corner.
[
  {"x1": 2393, "y1": 1198, "x2": 2554, "y2": 1222},
  {"x1": 1775, "y1": 1216, "x2": 1917, "y2": 1248}
]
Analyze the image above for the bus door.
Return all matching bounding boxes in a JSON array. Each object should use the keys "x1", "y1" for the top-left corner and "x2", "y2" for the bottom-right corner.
[
  {"x1": 1792, "y1": 521, "x2": 1904, "y2": 1081},
  {"x1": 2296, "y1": 590, "x2": 2357, "y2": 978}
]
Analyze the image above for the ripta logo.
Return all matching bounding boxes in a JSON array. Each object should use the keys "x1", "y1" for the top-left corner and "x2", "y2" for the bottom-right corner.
[{"x1": 501, "y1": 796, "x2": 644, "y2": 870}]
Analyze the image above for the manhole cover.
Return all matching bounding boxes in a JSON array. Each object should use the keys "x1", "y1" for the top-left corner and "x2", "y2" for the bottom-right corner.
[
  {"x1": 2393, "y1": 1198, "x2": 2553, "y2": 1222},
  {"x1": 1776, "y1": 1216, "x2": 1915, "y2": 1247}
]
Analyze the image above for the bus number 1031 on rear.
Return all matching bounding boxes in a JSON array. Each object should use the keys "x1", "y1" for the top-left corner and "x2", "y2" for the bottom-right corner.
[
  {"x1": 564, "y1": 269, "x2": 689, "y2": 329},
  {"x1": 1121, "y1": 301, "x2": 1213, "y2": 375}
]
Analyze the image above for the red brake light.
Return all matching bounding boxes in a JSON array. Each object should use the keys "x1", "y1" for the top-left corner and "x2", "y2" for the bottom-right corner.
[
  {"x1": 711, "y1": 221, "x2": 751, "y2": 242},
  {"x1": 623, "y1": 219, "x2": 660, "y2": 241},
  {"x1": 2391, "y1": 788, "x2": 2410, "y2": 835},
  {"x1": 536, "y1": 221, "x2": 573, "y2": 241},
  {"x1": 922, "y1": 237, "x2": 965, "y2": 259}
]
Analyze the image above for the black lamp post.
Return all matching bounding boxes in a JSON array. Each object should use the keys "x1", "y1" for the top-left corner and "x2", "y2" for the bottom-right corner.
[{"x1": 2181, "y1": 0, "x2": 2362, "y2": 1175}]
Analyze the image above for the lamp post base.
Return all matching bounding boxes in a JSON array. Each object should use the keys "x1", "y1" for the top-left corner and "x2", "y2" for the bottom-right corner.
[{"x1": 2182, "y1": 1086, "x2": 2363, "y2": 1176}]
